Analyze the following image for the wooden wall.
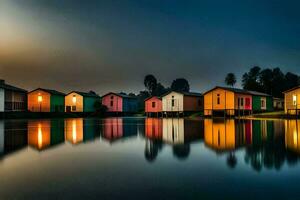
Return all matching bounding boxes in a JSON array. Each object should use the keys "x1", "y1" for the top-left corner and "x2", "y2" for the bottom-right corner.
[{"x1": 65, "y1": 92, "x2": 83, "y2": 112}]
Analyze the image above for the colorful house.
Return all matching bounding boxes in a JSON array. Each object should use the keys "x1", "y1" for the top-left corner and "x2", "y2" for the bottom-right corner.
[
  {"x1": 28, "y1": 88, "x2": 65, "y2": 112},
  {"x1": 283, "y1": 86, "x2": 300, "y2": 115},
  {"x1": 101, "y1": 92, "x2": 138, "y2": 113},
  {"x1": 248, "y1": 91, "x2": 273, "y2": 113},
  {"x1": 161, "y1": 91, "x2": 203, "y2": 115},
  {"x1": 0, "y1": 80, "x2": 27, "y2": 112},
  {"x1": 203, "y1": 86, "x2": 272, "y2": 116},
  {"x1": 144, "y1": 96, "x2": 162, "y2": 116},
  {"x1": 65, "y1": 91, "x2": 100, "y2": 112}
]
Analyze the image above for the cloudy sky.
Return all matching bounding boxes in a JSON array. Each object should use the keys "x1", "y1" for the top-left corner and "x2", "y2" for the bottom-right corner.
[{"x1": 1, "y1": 0, "x2": 300, "y2": 94}]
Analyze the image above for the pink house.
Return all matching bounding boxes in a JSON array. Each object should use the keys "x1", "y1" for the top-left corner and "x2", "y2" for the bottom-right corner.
[
  {"x1": 145, "y1": 96, "x2": 162, "y2": 113},
  {"x1": 101, "y1": 92, "x2": 138, "y2": 113}
]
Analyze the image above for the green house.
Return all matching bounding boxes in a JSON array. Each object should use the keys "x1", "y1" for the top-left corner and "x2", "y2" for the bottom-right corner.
[
  {"x1": 248, "y1": 91, "x2": 273, "y2": 113},
  {"x1": 65, "y1": 91, "x2": 101, "y2": 112}
]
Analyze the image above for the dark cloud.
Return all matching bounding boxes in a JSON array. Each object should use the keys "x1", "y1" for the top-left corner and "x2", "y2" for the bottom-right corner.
[{"x1": 1, "y1": 0, "x2": 300, "y2": 94}]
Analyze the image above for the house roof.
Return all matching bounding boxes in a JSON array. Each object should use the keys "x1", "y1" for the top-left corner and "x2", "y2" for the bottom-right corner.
[
  {"x1": 203, "y1": 86, "x2": 271, "y2": 96},
  {"x1": 29, "y1": 88, "x2": 65, "y2": 96},
  {"x1": 283, "y1": 85, "x2": 300, "y2": 93},
  {"x1": 0, "y1": 81, "x2": 27, "y2": 93},
  {"x1": 102, "y1": 92, "x2": 137, "y2": 99},
  {"x1": 144, "y1": 96, "x2": 162, "y2": 101},
  {"x1": 161, "y1": 90, "x2": 202, "y2": 97},
  {"x1": 67, "y1": 91, "x2": 100, "y2": 98}
]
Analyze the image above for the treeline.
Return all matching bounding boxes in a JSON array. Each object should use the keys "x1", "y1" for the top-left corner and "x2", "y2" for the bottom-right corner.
[{"x1": 225, "y1": 66, "x2": 300, "y2": 98}]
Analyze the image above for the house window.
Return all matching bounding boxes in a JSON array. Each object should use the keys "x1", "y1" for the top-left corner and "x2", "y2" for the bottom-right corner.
[
  {"x1": 293, "y1": 95, "x2": 297, "y2": 106},
  {"x1": 238, "y1": 98, "x2": 240, "y2": 106},
  {"x1": 152, "y1": 102, "x2": 156, "y2": 108},
  {"x1": 172, "y1": 96, "x2": 175, "y2": 107},
  {"x1": 72, "y1": 95, "x2": 77, "y2": 104},
  {"x1": 110, "y1": 101, "x2": 113, "y2": 106},
  {"x1": 72, "y1": 106, "x2": 76, "y2": 111},
  {"x1": 217, "y1": 94, "x2": 220, "y2": 105},
  {"x1": 241, "y1": 98, "x2": 244, "y2": 106}
]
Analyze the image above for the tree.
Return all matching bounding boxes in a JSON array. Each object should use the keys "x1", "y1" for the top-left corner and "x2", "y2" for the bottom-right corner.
[
  {"x1": 242, "y1": 66, "x2": 262, "y2": 91},
  {"x1": 144, "y1": 74, "x2": 157, "y2": 95},
  {"x1": 152, "y1": 82, "x2": 169, "y2": 96},
  {"x1": 259, "y1": 68, "x2": 273, "y2": 94},
  {"x1": 224, "y1": 73, "x2": 236, "y2": 87},
  {"x1": 171, "y1": 78, "x2": 190, "y2": 92}
]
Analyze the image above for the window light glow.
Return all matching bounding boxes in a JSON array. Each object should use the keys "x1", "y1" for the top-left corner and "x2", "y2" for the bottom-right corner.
[
  {"x1": 38, "y1": 123, "x2": 43, "y2": 149},
  {"x1": 293, "y1": 95, "x2": 297, "y2": 106},
  {"x1": 38, "y1": 94, "x2": 43, "y2": 103},
  {"x1": 72, "y1": 95, "x2": 77, "y2": 104}
]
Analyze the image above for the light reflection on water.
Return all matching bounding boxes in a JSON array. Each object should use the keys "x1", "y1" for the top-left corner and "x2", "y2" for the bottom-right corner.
[{"x1": 0, "y1": 117, "x2": 300, "y2": 199}]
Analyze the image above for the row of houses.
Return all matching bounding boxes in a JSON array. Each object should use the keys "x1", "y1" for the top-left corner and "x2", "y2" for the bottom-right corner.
[
  {"x1": 0, "y1": 80, "x2": 138, "y2": 113},
  {"x1": 1, "y1": 79, "x2": 300, "y2": 115}
]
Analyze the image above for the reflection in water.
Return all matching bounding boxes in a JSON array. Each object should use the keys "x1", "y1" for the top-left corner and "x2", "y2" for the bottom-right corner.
[
  {"x1": 2, "y1": 117, "x2": 300, "y2": 172},
  {"x1": 285, "y1": 120, "x2": 300, "y2": 153},
  {"x1": 0, "y1": 120, "x2": 27, "y2": 158},
  {"x1": 28, "y1": 120, "x2": 51, "y2": 150},
  {"x1": 65, "y1": 119, "x2": 83, "y2": 144},
  {"x1": 102, "y1": 118, "x2": 138, "y2": 143}
]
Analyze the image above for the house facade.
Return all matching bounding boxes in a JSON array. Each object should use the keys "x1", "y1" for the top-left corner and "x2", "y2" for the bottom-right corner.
[
  {"x1": 283, "y1": 86, "x2": 300, "y2": 115},
  {"x1": 145, "y1": 96, "x2": 162, "y2": 115},
  {"x1": 65, "y1": 91, "x2": 100, "y2": 112},
  {"x1": 0, "y1": 80, "x2": 27, "y2": 112},
  {"x1": 28, "y1": 88, "x2": 65, "y2": 112},
  {"x1": 273, "y1": 98, "x2": 284, "y2": 110},
  {"x1": 102, "y1": 92, "x2": 138, "y2": 113},
  {"x1": 162, "y1": 91, "x2": 203, "y2": 114},
  {"x1": 204, "y1": 87, "x2": 252, "y2": 116},
  {"x1": 248, "y1": 91, "x2": 273, "y2": 113}
]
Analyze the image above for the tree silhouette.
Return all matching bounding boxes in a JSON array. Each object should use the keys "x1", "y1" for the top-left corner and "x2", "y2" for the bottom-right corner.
[
  {"x1": 144, "y1": 74, "x2": 157, "y2": 95},
  {"x1": 171, "y1": 78, "x2": 190, "y2": 92},
  {"x1": 224, "y1": 73, "x2": 236, "y2": 87}
]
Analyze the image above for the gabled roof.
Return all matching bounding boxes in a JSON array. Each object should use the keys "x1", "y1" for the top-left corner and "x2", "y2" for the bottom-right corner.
[
  {"x1": 0, "y1": 81, "x2": 27, "y2": 93},
  {"x1": 67, "y1": 91, "x2": 100, "y2": 98},
  {"x1": 144, "y1": 96, "x2": 162, "y2": 101},
  {"x1": 283, "y1": 85, "x2": 300, "y2": 93},
  {"x1": 102, "y1": 92, "x2": 137, "y2": 99},
  {"x1": 29, "y1": 88, "x2": 65, "y2": 96},
  {"x1": 203, "y1": 86, "x2": 271, "y2": 96},
  {"x1": 161, "y1": 90, "x2": 202, "y2": 97}
]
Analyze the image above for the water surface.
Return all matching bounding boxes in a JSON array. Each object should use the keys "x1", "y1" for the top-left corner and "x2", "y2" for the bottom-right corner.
[{"x1": 0, "y1": 117, "x2": 300, "y2": 199}]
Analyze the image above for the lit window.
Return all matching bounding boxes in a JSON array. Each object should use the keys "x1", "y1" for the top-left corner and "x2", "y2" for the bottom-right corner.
[
  {"x1": 293, "y1": 95, "x2": 297, "y2": 106},
  {"x1": 38, "y1": 94, "x2": 43, "y2": 102},
  {"x1": 72, "y1": 95, "x2": 77, "y2": 104},
  {"x1": 261, "y1": 99, "x2": 265, "y2": 107}
]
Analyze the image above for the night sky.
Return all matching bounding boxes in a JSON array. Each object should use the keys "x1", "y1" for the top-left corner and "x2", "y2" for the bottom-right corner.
[{"x1": 1, "y1": 0, "x2": 300, "y2": 94}]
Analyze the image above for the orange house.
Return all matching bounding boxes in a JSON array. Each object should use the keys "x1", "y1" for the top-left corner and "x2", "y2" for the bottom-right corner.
[
  {"x1": 203, "y1": 86, "x2": 252, "y2": 116},
  {"x1": 28, "y1": 88, "x2": 65, "y2": 112}
]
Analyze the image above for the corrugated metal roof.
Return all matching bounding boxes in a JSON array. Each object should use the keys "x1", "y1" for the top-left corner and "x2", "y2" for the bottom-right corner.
[
  {"x1": 29, "y1": 88, "x2": 65, "y2": 96},
  {"x1": 161, "y1": 90, "x2": 202, "y2": 97},
  {"x1": 203, "y1": 86, "x2": 271, "y2": 96},
  {"x1": 0, "y1": 81, "x2": 27, "y2": 93},
  {"x1": 102, "y1": 92, "x2": 137, "y2": 99},
  {"x1": 68, "y1": 91, "x2": 100, "y2": 98}
]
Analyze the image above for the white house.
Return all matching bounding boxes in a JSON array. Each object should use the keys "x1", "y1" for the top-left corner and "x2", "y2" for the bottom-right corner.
[{"x1": 162, "y1": 91, "x2": 203, "y2": 113}]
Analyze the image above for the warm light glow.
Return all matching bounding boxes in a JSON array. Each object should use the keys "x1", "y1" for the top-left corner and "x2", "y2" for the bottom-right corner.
[
  {"x1": 294, "y1": 130, "x2": 298, "y2": 146},
  {"x1": 38, "y1": 123, "x2": 43, "y2": 149},
  {"x1": 38, "y1": 94, "x2": 43, "y2": 103},
  {"x1": 72, "y1": 95, "x2": 77, "y2": 104},
  {"x1": 72, "y1": 120, "x2": 77, "y2": 143},
  {"x1": 293, "y1": 95, "x2": 297, "y2": 106}
]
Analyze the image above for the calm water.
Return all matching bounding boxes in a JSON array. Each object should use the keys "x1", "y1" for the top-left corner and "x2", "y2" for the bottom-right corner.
[{"x1": 0, "y1": 117, "x2": 300, "y2": 199}]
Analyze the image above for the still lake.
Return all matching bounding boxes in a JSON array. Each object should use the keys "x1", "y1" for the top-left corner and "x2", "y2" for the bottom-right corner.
[{"x1": 0, "y1": 117, "x2": 300, "y2": 199}]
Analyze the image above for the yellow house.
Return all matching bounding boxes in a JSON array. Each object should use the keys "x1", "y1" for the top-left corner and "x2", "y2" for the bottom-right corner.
[
  {"x1": 203, "y1": 86, "x2": 252, "y2": 116},
  {"x1": 283, "y1": 86, "x2": 300, "y2": 115},
  {"x1": 65, "y1": 91, "x2": 100, "y2": 112}
]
